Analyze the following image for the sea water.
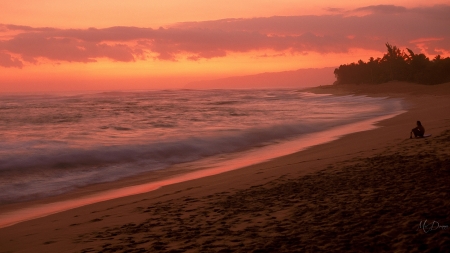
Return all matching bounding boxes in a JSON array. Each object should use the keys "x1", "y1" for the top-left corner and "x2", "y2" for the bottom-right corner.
[{"x1": 0, "y1": 89, "x2": 404, "y2": 205}]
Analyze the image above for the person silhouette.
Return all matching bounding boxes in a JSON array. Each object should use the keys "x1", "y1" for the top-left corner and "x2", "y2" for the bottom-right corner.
[{"x1": 410, "y1": 121, "x2": 425, "y2": 138}]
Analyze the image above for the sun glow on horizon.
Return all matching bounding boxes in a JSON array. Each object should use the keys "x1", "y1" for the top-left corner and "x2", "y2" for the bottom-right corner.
[{"x1": 0, "y1": 47, "x2": 389, "y2": 92}]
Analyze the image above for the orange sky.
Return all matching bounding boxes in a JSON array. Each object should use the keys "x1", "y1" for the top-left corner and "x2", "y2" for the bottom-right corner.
[{"x1": 1, "y1": 1, "x2": 449, "y2": 92}]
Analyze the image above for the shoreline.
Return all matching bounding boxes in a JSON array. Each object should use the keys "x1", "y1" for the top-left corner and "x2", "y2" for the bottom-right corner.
[
  {"x1": 1, "y1": 81, "x2": 449, "y2": 252},
  {"x1": 0, "y1": 102, "x2": 404, "y2": 228}
]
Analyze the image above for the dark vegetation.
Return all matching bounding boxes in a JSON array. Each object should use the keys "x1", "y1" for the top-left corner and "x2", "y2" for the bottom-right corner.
[{"x1": 334, "y1": 43, "x2": 450, "y2": 85}]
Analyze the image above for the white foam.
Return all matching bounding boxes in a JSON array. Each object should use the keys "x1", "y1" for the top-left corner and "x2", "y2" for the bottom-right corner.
[{"x1": 0, "y1": 90, "x2": 405, "y2": 204}]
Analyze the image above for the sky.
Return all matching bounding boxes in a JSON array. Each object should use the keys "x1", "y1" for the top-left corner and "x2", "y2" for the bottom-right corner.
[{"x1": 1, "y1": 0, "x2": 449, "y2": 92}]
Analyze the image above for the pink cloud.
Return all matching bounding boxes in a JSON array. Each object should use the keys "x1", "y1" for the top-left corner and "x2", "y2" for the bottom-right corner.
[
  {"x1": 353, "y1": 5, "x2": 408, "y2": 14},
  {"x1": 3, "y1": 32, "x2": 136, "y2": 63},
  {"x1": 0, "y1": 52, "x2": 23, "y2": 68},
  {"x1": 0, "y1": 4, "x2": 449, "y2": 68}
]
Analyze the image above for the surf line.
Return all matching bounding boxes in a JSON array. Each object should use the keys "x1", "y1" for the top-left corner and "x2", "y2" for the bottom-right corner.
[{"x1": 0, "y1": 111, "x2": 405, "y2": 228}]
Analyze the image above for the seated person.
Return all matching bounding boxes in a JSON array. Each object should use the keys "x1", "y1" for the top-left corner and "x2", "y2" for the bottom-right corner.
[{"x1": 410, "y1": 121, "x2": 425, "y2": 138}]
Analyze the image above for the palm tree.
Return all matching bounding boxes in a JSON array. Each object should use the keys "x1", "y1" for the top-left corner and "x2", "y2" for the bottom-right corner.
[{"x1": 382, "y1": 43, "x2": 407, "y2": 81}]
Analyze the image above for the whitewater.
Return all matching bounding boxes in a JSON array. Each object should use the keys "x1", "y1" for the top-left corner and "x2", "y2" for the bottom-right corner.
[{"x1": 0, "y1": 89, "x2": 404, "y2": 205}]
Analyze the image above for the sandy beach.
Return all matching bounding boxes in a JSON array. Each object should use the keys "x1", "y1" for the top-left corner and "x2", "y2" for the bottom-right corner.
[{"x1": 1, "y1": 82, "x2": 449, "y2": 253}]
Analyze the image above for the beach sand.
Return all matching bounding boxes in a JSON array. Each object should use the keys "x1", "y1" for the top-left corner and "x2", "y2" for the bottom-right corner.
[{"x1": 0, "y1": 82, "x2": 449, "y2": 252}]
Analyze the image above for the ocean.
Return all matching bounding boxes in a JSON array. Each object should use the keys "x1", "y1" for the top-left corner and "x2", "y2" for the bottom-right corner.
[{"x1": 0, "y1": 89, "x2": 404, "y2": 205}]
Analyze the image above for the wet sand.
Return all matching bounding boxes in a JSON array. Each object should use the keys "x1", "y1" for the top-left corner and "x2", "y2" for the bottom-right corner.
[{"x1": 0, "y1": 82, "x2": 449, "y2": 252}]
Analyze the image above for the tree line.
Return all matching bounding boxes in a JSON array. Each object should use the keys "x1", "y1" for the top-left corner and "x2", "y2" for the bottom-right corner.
[{"x1": 334, "y1": 43, "x2": 450, "y2": 85}]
